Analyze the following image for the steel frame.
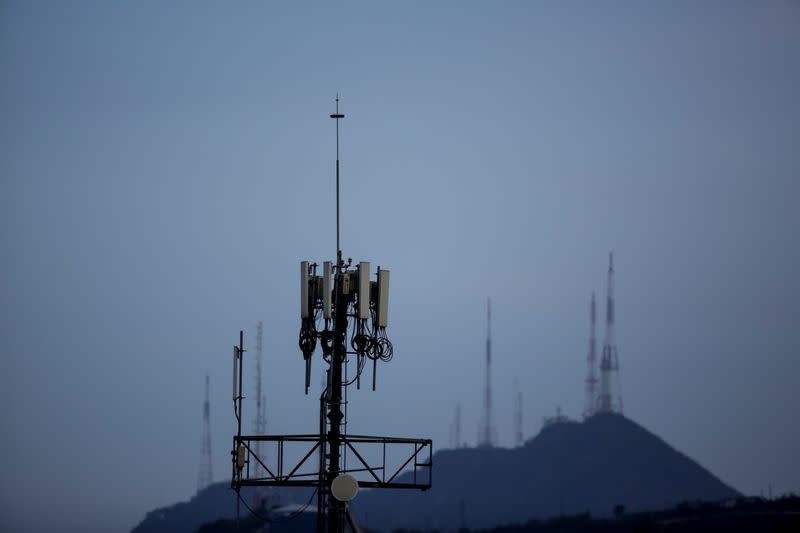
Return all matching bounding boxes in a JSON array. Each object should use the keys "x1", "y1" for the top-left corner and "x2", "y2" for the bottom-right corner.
[{"x1": 232, "y1": 433, "x2": 432, "y2": 490}]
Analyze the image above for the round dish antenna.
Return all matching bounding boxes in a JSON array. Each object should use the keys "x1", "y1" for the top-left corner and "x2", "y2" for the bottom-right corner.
[{"x1": 331, "y1": 474, "x2": 359, "y2": 502}]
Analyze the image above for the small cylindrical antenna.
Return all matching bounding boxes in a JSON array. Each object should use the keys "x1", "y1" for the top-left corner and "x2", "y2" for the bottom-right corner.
[{"x1": 305, "y1": 358, "x2": 311, "y2": 395}]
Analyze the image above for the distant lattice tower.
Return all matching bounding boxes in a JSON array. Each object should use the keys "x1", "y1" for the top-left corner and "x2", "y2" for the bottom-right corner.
[
  {"x1": 478, "y1": 298, "x2": 496, "y2": 448},
  {"x1": 597, "y1": 253, "x2": 622, "y2": 414},
  {"x1": 583, "y1": 292, "x2": 598, "y2": 418},
  {"x1": 514, "y1": 380, "x2": 523, "y2": 447},
  {"x1": 450, "y1": 402, "x2": 462, "y2": 449},
  {"x1": 197, "y1": 375, "x2": 213, "y2": 493}
]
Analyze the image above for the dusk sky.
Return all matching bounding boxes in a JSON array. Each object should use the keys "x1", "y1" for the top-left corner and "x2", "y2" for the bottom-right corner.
[{"x1": 1, "y1": 2, "x2": 799, "y2": 532}]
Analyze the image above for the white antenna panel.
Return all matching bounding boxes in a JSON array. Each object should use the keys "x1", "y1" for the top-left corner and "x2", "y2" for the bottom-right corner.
[
  {"x1": 300, "y1": 261, "x2": 310, "y2": 318},
  {"x1": 358, "y1": 262, "x2": 370, "y2": 319},
  {"x1": 323, "y1": 261, "x2": 332, "y2": 319},
  {"x1": 377, "y1": 268, "x2": 390, "y2": 327}
]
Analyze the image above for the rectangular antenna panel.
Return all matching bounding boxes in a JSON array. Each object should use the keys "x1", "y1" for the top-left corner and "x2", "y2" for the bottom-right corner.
[
  {"x1": 300, "y1": 261, "x2": 309, "y2": 318},
  {"x1": 342, "y1": 272, "x2": 350, "y2": 294},
  {"x1": 358, "y1": 262, "x2": 370, "y2": 319},
  {"x1": 323, "y1": 261, "x2": 332, "y2": 319},
  {"x1": 377, "y1": 268, "x2": 390, "y2": 327},
  {"x1": 232, "y1": 347, "x2": 238, "y2": 400}
]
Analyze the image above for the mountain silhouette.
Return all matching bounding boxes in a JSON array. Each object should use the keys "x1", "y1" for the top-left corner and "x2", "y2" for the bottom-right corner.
[
  {"x1": 352, "y1": 413, "x2": 740, "y2": 531},
  {"x1": 132, "y1": 413, "x2": 739, "y2": 532},
  {"x1": 131, "y1": 483, "x2": 314, "y2": 533}
]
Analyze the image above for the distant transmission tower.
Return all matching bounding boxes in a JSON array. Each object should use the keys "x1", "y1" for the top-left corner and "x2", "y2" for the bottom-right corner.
[
  {"x1": 513, "y1": 380, "x2": 523, "y2": 447},
  {"x1": 450, "y1": 403, "x2": 462, "y2": 449},
  {"x1": 478, "y1": 298, "x2": 495, "y2": 448},
  {"x1": 253, "y1": 321, "x2": 266, "y2": 479},
  {"x1": 583, "y1": 292, "x2": 598, "y2": 418},
  {"x1": 598, "y1": 253, "x2": 622, "y2": 414},
  {"x1": 198, "y1": 374, "x2": 213, "y2": 493}
]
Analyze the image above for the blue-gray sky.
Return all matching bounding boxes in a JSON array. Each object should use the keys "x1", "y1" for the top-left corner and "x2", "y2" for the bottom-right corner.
[{"x1": 1, "y1": 1, "x2": 799, "y2": 532}]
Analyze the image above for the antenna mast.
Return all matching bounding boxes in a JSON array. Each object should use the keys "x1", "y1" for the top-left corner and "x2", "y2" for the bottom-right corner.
[
  {"x1": 514, "y1": 380, "x2": 523, "y2": 447},
  {"x1": 198, "y1": 374, "x2": 213, "y2": 493},
  {"x1": 332, "y1": 94, "x2": 344, "y2": 266},
  {"x1": 451, "y1": 403, "x2": 462, "y2": 449},
  {"x1": 478, "y1": 298, "x2": 495, "y2": 448},
  {"x1": 598, "y1": 252, "x2": 622, "y2": 413},
  {"x1": 253, "y1": 321, "x2": 266, "y2": 480},
  {"x1": 583, "y1": 292, "x2": 598, "y2": 418}
]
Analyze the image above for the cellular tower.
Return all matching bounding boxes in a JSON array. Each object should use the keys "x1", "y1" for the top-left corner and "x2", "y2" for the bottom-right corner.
[{"x1": 230, "y1": 97, "x2": 432, "y2": 533}]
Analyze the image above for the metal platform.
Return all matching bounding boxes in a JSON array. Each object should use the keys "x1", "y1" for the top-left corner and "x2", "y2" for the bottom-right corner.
[{"x1": 232, "y1": 433, "x2": 432, "y2": 491}]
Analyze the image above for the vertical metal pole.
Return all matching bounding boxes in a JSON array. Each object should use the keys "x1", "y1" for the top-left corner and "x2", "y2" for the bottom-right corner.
[
  {"x1": 318, "y1": 392, "x2": 326, "y2": 533},
  {"x1": 236, "y1": 331, "x2": 244, "y2": 530},
  {"x1": 327, "y1": 95, "x2": 347, "y2": 533},
  {"x1": 335, "y1": 97, "x2": 340, "y2": 262},
  {"x1": 482, "y1": 298, "x2": 493, "y2": 447},
  {"x1": 327, "y1": 271, "x2": 348, "y2": 533},
  {"x1": 336, "y1": 163, "x2": 340, "y2": 262},
  {"x1": 330, "y1": 95, "x2": 344, "y2": 269},
  {"x1": 325, "y1": 95, "x2": 347, "y2": 533}
]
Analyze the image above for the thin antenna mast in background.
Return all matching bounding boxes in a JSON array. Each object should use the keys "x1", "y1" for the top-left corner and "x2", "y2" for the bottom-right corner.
[
  {"x1": 598, "y1": 252, "x2": 622, "y2": 414},
  {"x1": 198, "y1": 375, "x2": 212, "y2": 493},
  {"x1": 253, "y1": 321, "x2": 266, "y2": 481},
  {"x1": 479, "y1": 298, "x2": 495, "y2": 448},
  {"x1": 451, "y1": 403, "x2": 462, "y2": 449},
  {"x1": 514, "y1": 379, "x2": 523, "y2": 447},
  {"x1": 584, "y1": 292, "x2": 598, "y2": 418}
]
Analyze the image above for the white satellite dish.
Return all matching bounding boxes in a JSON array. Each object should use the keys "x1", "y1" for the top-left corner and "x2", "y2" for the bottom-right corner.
[{"x1": 331, "y1": 473, "x2": 359, "y2": 502}]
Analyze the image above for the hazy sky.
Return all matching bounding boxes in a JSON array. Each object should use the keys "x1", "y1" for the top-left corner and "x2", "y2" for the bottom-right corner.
[{"x1": 2, "y1": 1, "x2": 799, "y2": 532}]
